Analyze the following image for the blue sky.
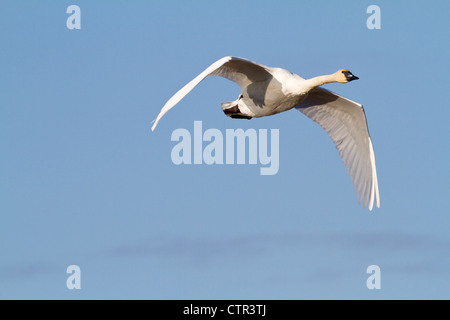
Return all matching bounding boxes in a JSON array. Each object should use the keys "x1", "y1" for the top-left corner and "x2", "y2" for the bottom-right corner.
[{"x1": 1, "y1": 0, "x2": 449, "y2": 299}]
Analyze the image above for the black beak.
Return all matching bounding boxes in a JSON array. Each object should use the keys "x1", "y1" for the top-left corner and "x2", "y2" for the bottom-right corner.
[
  {"x1": 342, "y1": 70, "x2": 359, "y2": 82},
  {"x1": 346, "y1": 74, "x2": 359, "y2": 82}
]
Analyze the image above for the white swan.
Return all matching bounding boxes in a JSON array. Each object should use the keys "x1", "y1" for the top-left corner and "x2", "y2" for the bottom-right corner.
[{"x1": 152, "y1": 56, "x2": 380, "y2": 210}]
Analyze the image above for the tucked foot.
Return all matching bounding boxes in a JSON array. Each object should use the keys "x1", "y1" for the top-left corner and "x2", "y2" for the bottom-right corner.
[{"x1": 221, "y1": 102, "x2": 253, "y2": 120}]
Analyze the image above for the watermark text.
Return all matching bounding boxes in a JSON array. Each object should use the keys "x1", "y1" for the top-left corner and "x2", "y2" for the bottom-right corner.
[{"x1": 171, "y1": 121, "x2": 279, "y2": 175}]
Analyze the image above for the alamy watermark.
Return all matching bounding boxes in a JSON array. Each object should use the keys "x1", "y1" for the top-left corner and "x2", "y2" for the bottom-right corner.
[
  {"x1": 367, "y1": 5, "x2": 381, "y2": 30},
  {"x1": 66, "y1": 265, "x2": 81, "y2": 290},
  {"x1": 366, "y1": 265, "x2": 381, "y2": 290},
  {"x1": 66, "y1": 5, "x2": 81, "y2": 30},
  {"x1": 170, "y1": 121, "x2": 279, "y2": 175}
]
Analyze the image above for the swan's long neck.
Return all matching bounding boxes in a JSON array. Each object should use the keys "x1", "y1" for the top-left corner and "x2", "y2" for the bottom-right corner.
[{"x1": 302, "y1": 74, "x2": 338, "y2": 92}]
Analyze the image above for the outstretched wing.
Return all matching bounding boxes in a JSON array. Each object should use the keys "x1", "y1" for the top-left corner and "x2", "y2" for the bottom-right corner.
[
  {"x1": 151, "y1": 56, "x2": 272, "y2": 131},
  {"x1": 296, "y1": 88, "x2": 380, "y2": 210}
]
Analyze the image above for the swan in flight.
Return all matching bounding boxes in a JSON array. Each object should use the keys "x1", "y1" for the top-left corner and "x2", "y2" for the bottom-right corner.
[{"x1": 152, "y1": 56, "x2": 380, "y2": 210}]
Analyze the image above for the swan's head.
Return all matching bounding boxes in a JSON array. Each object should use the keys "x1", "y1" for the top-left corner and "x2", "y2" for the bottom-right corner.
[{"x1": 335, "y1": 69, "x2": 359, "y2": 83}]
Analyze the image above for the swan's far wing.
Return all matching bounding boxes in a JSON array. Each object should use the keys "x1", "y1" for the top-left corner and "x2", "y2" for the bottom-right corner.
[
  {"x1": 151, "y1": 56, "x2": 271, "y2": 131},
  {"x1": 296, "y1": 88, "x2": 380, "y2": 210},
  {"x1": 208, "y1": 57, "x2": 272, "y2": 88}
]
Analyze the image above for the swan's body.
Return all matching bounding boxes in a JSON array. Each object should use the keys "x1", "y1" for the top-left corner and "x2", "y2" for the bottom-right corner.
[{"x1": 152, "y1": 56, "x2": 380, "y2": 210}]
